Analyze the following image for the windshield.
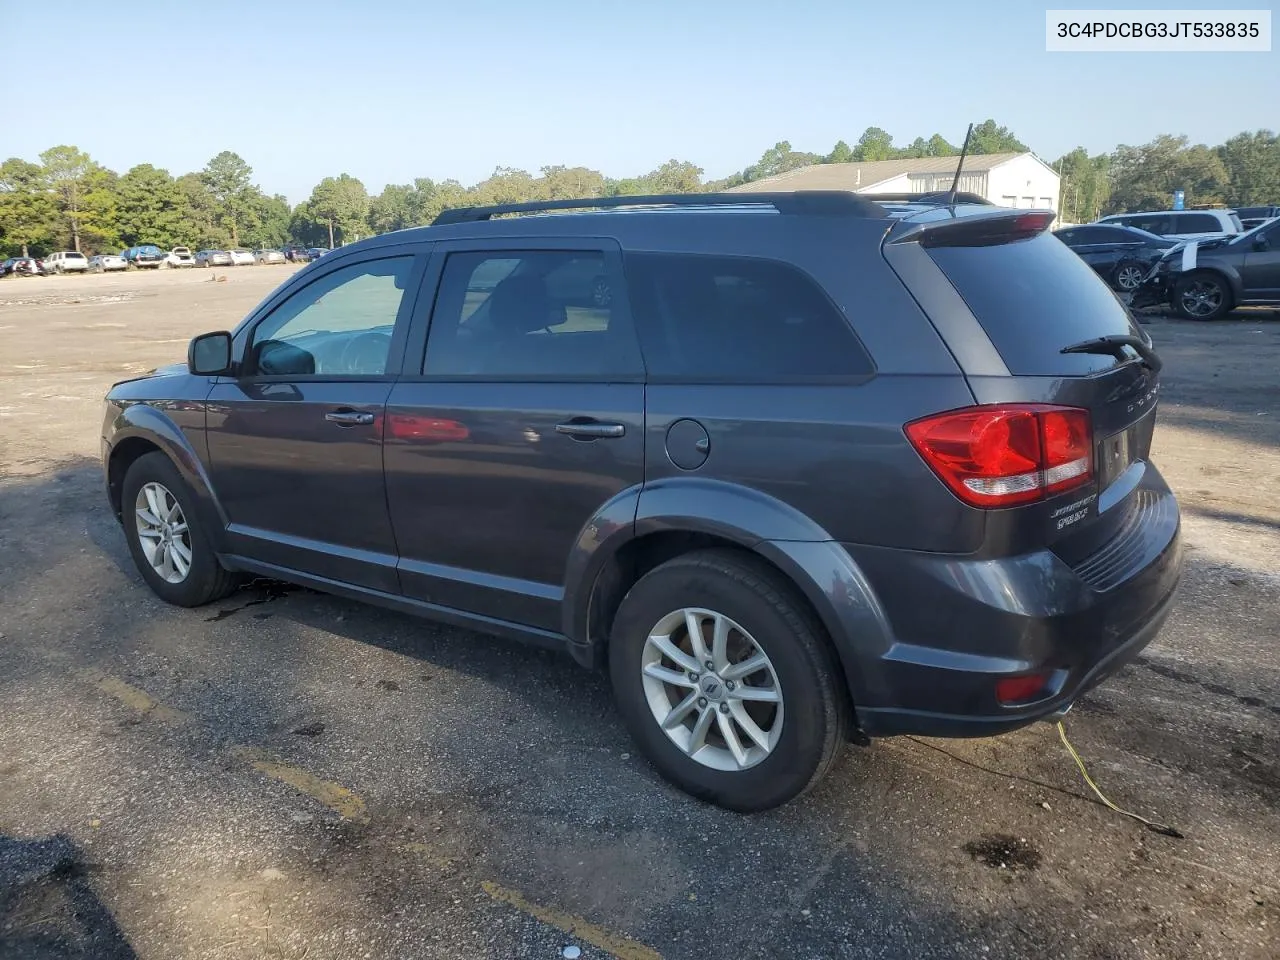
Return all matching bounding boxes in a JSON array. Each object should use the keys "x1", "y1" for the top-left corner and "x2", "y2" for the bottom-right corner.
[{"x1": 1228, "y1": 219, "x2": 1276, "y2": 244}]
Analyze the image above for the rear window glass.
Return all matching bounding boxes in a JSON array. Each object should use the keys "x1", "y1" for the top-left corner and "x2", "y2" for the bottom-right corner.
[
  {"x1": 624, "y1": 253, "x2": 872, "y2": 380},
  {"x1": 1173, "y1": 213, "x2": 1223, "y2": 233},
  {"x1": 927, "y1": 232, "x2": 1141, "y2": 376}
]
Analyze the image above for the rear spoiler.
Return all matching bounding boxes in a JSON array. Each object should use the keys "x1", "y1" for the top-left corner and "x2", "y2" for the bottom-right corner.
[
  {"x1": 862, "y1": 191, "x2": 994, "y2": 206},
  {"x1": 887, "y1": 209, "x2": 1056, "y2": 247}
]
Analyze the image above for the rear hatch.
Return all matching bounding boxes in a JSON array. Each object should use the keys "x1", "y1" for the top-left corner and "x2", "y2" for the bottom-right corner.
[{"x1": 883, "y1": 209, "x2": 1163, "y2": 565}]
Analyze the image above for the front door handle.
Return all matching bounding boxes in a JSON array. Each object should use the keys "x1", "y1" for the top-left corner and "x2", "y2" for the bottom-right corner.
[
  {"x1": 325, "y1": 410, "x2": 375, "y2": 426},
  {"x1": 555, "y1": 420, "x2": 626, "y2": 440}
]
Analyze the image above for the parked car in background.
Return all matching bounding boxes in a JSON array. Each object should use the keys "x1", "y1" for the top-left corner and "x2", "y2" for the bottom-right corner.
[
  {"x1": 283, "y1": 245, "x2": 311, "y2": 263},
  {"x1": 1234, "y1": 206, "x2": 1280, "y2": 231},
  {"x1": 1130, "y1": 216, "x2": 1280, "y2": 320},
  {"x1": 166, "y1": 247, "x2": 196, "y2": 268},
  {"x1": 1054, "y1": 224, "x2": 1178, "y2": 291},
  {"x1": 1095, "y1": 209, "x2": 1242, "y2": 241},
  {"x1": 121, "y1": 245, "x2": 166, "y2": 269},
  {"x1": 229, "y1": 249, "x2": 256, "y2": 267},
  {"x1": 306, "y1": 247, "x2": 328, "y2": 260},
  {"x1": 1, "y1": 257, "x2": 46, "y2": 277},
  {"x1": 88, "y1": 254, "x2": 128, "y2": 273},
  {"x1": 196, "y1": 250, "x2": 233, "y2": 268},
  {"x1": 44, "y1": 251, "x2": 90, "y2": 274},
  {"x1": 100, "y1": 191, "x2": 1183, "y2": 812},
  {"x1": 254, "y1": 249, "x2": 287, "y2": 265}
]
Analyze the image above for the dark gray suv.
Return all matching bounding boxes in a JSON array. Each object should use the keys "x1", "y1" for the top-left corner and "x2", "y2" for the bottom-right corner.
[{"x1": 101, "y1": 192, "x2": 1183, "y2": 811}]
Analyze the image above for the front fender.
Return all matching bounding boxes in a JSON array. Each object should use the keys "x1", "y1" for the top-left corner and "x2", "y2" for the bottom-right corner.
[{"x1": 107, "y1": 400, "x2": 228, "y2": 549}]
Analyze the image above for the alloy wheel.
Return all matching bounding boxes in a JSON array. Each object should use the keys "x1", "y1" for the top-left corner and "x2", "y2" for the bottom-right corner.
[
  {"x1": 1116, "y1": 265, "x2": 1144, "y2": 291},
  {"x1": 1180, "y1": 279, "x2": 1223, "y2": 318},
  {"x1": 640, "y1": 607, "x2": 784, "y2": 772},
  {"x1": 134, "y1": 481, "x2": 193, "y2": 584}
]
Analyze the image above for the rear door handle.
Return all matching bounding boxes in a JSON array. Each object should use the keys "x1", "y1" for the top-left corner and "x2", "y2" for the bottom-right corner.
[
  {"x1": 325, "y1": 410, "x2": 375, "y2": 426},
  {"x1": 555, "y1": 420, "x2": 626, "y2": 440}
]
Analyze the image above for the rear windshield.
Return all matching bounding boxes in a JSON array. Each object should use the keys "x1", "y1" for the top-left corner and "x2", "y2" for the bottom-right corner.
[{"x1": 927, "y1": 232, "x2": 1141, "y2": 376}]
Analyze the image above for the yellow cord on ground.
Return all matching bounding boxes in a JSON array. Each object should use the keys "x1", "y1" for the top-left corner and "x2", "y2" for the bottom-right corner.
[{"x1": 1056, "y1": 721, "x2": 1183, "y2": 838}]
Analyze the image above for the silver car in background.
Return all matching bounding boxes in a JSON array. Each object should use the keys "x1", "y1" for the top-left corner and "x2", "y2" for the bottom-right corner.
[
  {"x1": 88, "y1": 254, "x2": 128, "y2": 272},
  {"x1": 195, "y1": 250, "x2": 233, "y2": 268},
  {"x1": 254, "y1": 249, "x2": 287, "y2": 265}
]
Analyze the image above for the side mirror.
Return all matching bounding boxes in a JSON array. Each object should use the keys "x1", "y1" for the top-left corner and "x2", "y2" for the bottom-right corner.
[
  {"x1": 1254, "y1": 235, "x2": 1270, "y2": 251},
  {"x1": 188, "y1": 331, "x2": 233, "y2": 376}
]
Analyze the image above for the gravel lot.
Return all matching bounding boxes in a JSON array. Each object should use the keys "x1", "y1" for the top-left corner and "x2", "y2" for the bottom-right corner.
[{"x1": 1, "y1": 266, "x2": 1277, "y2": 960}]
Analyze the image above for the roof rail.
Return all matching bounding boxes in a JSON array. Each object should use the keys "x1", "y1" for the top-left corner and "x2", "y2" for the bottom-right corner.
[
  {"x1": 430, "y1": 190, "x2": 887, "y2": 225},
  {"x1": 859, "y1": 191, "x2": 995, "y2": 206}
]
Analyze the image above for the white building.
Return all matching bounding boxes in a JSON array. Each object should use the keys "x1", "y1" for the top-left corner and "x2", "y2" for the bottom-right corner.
[{"x1": 726, "y1": 152, "x2": 1061, "y2": 213}]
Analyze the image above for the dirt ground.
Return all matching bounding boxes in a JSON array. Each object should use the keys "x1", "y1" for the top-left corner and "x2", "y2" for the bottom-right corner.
[{"x1": 0, "y1": 266, "x2": 1277, "y2": 960}]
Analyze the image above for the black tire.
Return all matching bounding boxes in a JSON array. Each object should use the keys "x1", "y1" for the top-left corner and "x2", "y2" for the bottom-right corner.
[
  {"x1": 608, "y1": 549, "x2": 850, "y2": 812},
  {"x1": 121, "y1": 452, "x2": 240, "y2": 607},
  {"x1": 1173, "y1": 271, "x2": 1231, "y2": 321}
]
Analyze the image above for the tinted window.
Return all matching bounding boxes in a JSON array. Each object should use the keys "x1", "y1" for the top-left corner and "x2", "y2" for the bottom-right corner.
[
  {"x1": 424, "y1": 250, "x2": 642, "y2": 379},
  {"x1": 624, "y1": 253, "x2": 872, "y2": 380},
  {"x1": 1122, "y1": 214, "x2": 1171, "y2": 235},
  {"x1": 250, "y1": 256, "x2": 413, "y2": 377},
  {"x1": 928, "y1": 232, "x2": 1141, "y2": 376},
  {"x1": 1066, "y1": 226, "x2": 1124, "y2": 244},
  {"x1": 1172, "y1": 213, "x2": 1223, "y2": 233}
]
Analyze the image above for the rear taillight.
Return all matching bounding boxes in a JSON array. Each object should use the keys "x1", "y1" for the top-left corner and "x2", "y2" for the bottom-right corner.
[{"x1": 905, "y1": 404, "x2": 1092, "y2": 508}]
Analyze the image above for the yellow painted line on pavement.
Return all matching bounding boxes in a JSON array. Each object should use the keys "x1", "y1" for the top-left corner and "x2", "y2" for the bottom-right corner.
[
  {"x1": 230, "y1": 746, "x2": 369, "y2": 823},
  {"x1": 77, "y1": 668, "x2": 189, "y2": 724},
  {"x1": 480, "y1": 880, "x2": 663, "y2": 960}
]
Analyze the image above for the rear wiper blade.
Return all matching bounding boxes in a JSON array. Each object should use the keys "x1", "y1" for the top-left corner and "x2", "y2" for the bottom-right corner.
[{"x1": 1060, "y1": 334, "x2": 1162, "y2": 373}]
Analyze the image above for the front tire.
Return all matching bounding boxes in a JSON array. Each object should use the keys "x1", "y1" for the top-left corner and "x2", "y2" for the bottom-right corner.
[
  {"x1": 121, "y1": 452, "x2": 239, "y2": 606},
  {"x1": 609, "y1": 549, "x2": 850, "y2": 812},
  {"x1": 1112, "y1": 259, "x2": 1146, "y2": 292},
  {"x1": 1173, "y1": 271, "x2": 1231, "y2": 321}
]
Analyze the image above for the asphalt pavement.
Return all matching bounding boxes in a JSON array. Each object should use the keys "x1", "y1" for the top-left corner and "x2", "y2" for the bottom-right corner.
[{"x1": 0, "y1": 270, "x2": 1277, "y2": 960}]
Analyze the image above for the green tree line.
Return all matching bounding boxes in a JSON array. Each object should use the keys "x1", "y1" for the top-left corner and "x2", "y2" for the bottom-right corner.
[{"x1": 3, "y1": 121, "x2": 1278, "y2": 257}]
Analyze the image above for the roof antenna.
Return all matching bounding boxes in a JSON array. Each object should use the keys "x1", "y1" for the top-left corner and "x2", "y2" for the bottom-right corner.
[{"x1": 946, "y1": 122, "x2": 975, "y2": 209}]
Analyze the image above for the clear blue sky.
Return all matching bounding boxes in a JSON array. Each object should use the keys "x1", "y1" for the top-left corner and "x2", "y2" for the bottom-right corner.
[{"x1": 2, "y1": 0, "x2": 1275, "y2": 204}]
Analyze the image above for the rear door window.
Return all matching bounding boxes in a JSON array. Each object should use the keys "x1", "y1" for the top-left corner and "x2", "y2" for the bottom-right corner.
[
  {"x1": 624, "y1": 252, "x2": 873, "y2": 381},
  {"x1": 1072, "y1": 227, "x2": 1122, "y2": 244},
  {"x1": 1171, "y1": 213, "x2": 1224, "y2": 234},
  {"x1": 927, "y1": 232, "x2": 1141, "y2": 376},
  {"x1": 423, "y1": 250, "x2": 643, "y2": 379},
  {"x1": 1123, "y1": 214, "x2": 1172, "y2": 235}
]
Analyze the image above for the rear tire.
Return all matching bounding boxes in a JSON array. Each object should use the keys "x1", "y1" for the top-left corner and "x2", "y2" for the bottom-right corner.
[
  {"x1": 121, "y1": 452, "x2": 240, "y2": 607},
  {"x1": 608, "y1": 549, "x2": 850, "y2": 812},
  {"x1": 1173, "y1": 271, "x2": 1231, "y2": 321}
]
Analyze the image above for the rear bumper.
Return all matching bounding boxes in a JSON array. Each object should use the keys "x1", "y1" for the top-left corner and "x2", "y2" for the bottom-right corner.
[{"x1": 838, "y1": 466, "x2": 1183, "y2": 738}]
